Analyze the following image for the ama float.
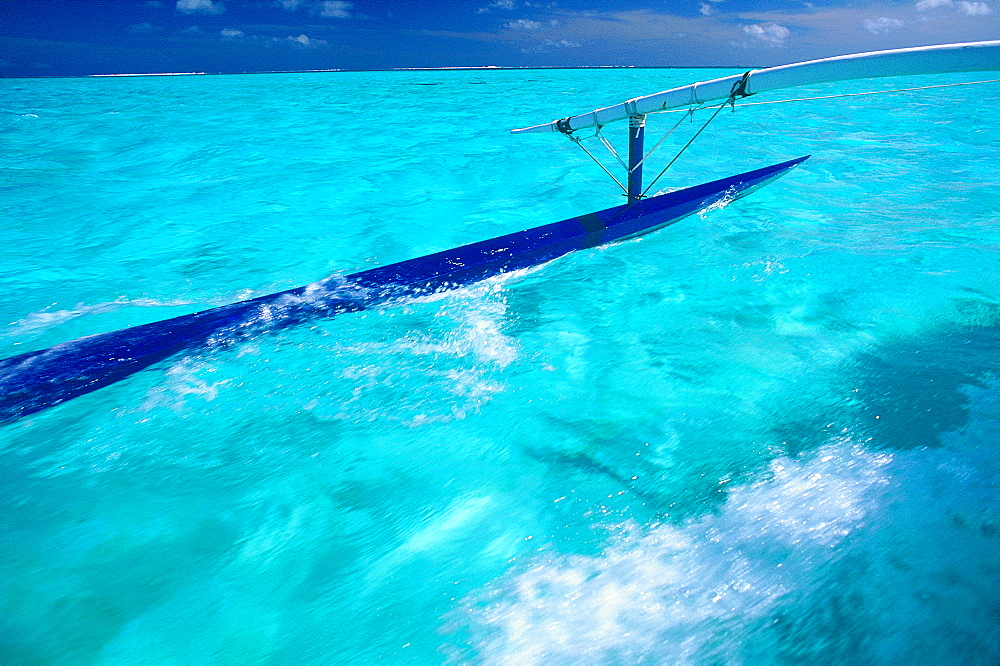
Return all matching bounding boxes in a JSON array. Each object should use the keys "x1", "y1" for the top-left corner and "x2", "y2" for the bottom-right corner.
[{"x1": 2, "y1": 41, "x2": 999, "y2": 423}]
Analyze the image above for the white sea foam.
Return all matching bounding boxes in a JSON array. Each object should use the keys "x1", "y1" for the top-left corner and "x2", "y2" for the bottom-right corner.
[
  {"x1": 697, "y1": 187, "x2": 739, "y2": 219},
  {"x1": 399, "y1": 282, "x2": 519, "y2": 370},
  {"x1": 3, "y1": 296, "x2": 196, "y2": 340},
  {"x1": 141, "y1": 359, "x2": 232, "y2": 413},
  {"x1": 284, "y1": 280, "x2": 520, "y2": 425},
  {"x1": 451, "y1": 441, "x2": 892, "y2": 664},
  {"x1": 0, "y1": 108, "x2": 39, "y2": 118}
]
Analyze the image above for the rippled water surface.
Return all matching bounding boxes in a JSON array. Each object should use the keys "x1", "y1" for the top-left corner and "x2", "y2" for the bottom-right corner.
[{"x1": 2, "y1": 69, "x2": 999, "y2": 663}]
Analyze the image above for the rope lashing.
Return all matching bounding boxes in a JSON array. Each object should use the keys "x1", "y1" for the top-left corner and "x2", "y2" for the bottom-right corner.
[{"x1": 729, "y1": 70, "x2": 754, "y2": 109}]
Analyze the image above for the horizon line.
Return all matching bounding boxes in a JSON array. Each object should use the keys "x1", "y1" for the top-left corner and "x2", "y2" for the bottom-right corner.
[{"x1": 2, "y1": 63, "x2": 755, "y2": 80}]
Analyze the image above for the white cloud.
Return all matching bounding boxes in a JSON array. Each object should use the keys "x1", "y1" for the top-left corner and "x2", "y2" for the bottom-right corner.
[
  {"x1": 318, "y1": 0, "x2": 351, "y2": 18},
  {"x1": 477, "y1": 0, "x2": 516, "y2": 14},
  {"x1": 504, "y1": 18, "x2": 542, "y2": 30},
  {"x1": 542, "y1": 38, "x2": 580, "y2": 47},
  {"x1": 274, "y1": 0, "x2": 351, "y2": 16},
  {"x1": 220, "y1": 28, "x2": 244, "y2": 39},
  {"x1": 177, "y1": 0, "x2": 224, "y2": 15},
  {"x1": 129, "y1": 22, "x2": 163, "y2": 33},
  {"x1": 742, "y1": 23, "x2": 790, "y2": 45},
  {"x1": 287, "y1": 33, "x2": 328, "y2": 47},
  {"x1": 958, "y1": 1, "x2": 991, "y2": 14},
  {"x1": 862, "y1": 16, "x2": 903, "y2": 33},
  {"x1": 700, "y1": 3, "x2": 716, "y2": 16},
  {"x1": 915, "y1": 0, "x2": 991, "y2": 15},
  {"x1": 520, "y1": 37, "x2": 582, "y2": 53},
  {"x1": 182, "y1": 25, "x2": 204, "y2": 34}
]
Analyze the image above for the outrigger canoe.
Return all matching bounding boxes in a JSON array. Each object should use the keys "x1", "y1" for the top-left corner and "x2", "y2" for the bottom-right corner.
[{"x1": 0, "y1": 157, "x2": 806, "y2": 423}]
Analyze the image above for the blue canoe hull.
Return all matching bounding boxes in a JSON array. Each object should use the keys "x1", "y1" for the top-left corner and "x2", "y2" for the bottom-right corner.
[{"x1": 0, "y1": 156, "x2": 808, "y2": 423}]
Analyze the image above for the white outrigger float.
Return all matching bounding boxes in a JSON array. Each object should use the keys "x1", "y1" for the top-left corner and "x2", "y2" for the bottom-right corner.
[{"x1": 1, "y1": 41, "x2": 998, "y2": 423}]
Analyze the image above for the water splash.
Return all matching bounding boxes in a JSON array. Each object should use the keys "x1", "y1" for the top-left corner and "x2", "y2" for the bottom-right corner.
[
  {"x1": 2, "y1": 296, "x2": 197, "y2": 340},
  {"x1": 450, "y1": 442, "x2": 892, "y2": 664}
]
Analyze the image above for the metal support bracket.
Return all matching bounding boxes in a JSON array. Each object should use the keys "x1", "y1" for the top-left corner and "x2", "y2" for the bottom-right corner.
[{"x1": 627, "y1": 114, "x2": 646, "y2": 203}]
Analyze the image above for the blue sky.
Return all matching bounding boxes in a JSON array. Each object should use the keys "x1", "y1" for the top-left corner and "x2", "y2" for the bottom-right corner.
[{"x1": 1, "y1": 0, "x2": 997, "y2": 76}]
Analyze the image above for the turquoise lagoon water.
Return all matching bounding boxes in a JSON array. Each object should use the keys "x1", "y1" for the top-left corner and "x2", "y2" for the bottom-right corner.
[{"x1": 1, "y1": 68, "x2": 999, "y2": 663}]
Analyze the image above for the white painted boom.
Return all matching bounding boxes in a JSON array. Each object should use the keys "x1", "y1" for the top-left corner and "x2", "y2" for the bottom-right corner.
[{"x1": 510, "y1": 40, "x2": 1000, "y2": 134}]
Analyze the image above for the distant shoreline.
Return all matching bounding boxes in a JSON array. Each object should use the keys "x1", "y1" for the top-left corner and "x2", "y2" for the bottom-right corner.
[{"x1": 90, "y1": 72, "x2": 207, "y2": 77}]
